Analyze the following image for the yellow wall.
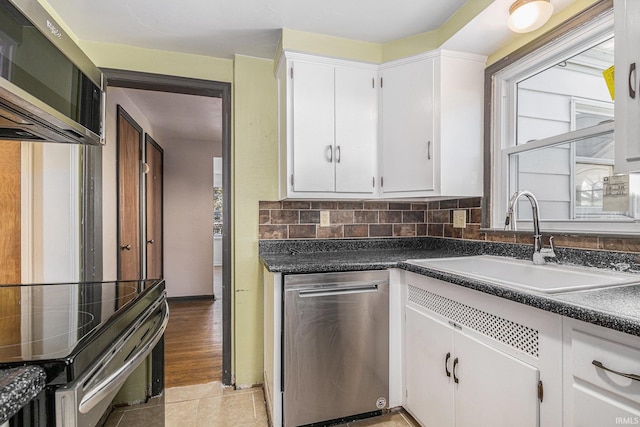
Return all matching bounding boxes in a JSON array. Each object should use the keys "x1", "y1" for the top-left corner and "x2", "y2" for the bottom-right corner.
[
  {"x1": 381, "y1": 0, "x2": 493, "y2": 62},
  {"x1": 78, "y1": 42, "x2": 278, "y2": 386},
  {"x1": 80, "y1": 41, "x2": 233, "y2": 83},
  {"x1": 232, "y1": 55, "x2": 279, "y2": 386}
]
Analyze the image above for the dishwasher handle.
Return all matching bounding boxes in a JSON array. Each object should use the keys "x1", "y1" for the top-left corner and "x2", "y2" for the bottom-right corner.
[{"x1": 298, "y1": 284, "x2": 380, "y2": 298}]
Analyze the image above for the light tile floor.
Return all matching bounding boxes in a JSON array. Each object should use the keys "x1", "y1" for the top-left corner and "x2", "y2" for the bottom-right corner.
[{"x1": 104, "y1": 381, "x2": 419, "y2": 427}]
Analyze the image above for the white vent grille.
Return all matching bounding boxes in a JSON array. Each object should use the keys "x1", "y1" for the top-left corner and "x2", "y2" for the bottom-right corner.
[{"x1": 408, "y1": 285, "x2": 539, "y2": 358}]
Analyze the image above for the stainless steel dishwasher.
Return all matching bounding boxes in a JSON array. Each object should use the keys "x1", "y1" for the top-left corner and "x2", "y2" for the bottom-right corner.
[{"x1": 283, "y1": 270, "x2": 389, "y2": 427}]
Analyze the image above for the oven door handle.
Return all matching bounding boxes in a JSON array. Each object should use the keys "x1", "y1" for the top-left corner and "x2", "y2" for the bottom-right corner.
[{"x1": 78, "y1": 301, "x2": 169, "y2": 414}]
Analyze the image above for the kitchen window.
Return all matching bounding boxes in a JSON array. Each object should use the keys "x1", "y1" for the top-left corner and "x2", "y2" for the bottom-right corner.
[{"x1": 489, "y1": 6, "x2": 640, "y2": 233}]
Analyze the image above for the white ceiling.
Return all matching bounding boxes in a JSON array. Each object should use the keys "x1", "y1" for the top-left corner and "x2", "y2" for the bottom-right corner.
[
  {"x1": 46, "y1": 0, "x2": 468, "y2": 60},
  {"x1": 121, "y1": 88, "x2": 222, "y2": 143}
]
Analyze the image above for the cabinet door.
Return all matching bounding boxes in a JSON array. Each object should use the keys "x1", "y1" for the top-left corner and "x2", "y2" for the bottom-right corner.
[
  {"x1": 380, "y1": 59, "x2": 434, "y2": 194},
  {"x1": 291, "y1": 61, "x2": 335, "y2": 192},
  {"x1": 335, "y1": 67, "x2": 377, "y2": 193},
  {"x1": 454, "y1": 333, "x2": 539, "y2": 427},
  {"x1": 405, "y1": 307, "x2": 454, "y2": 427},
  {"x1": 615, "y1": 0, "x2": 640, "y2": 172}
]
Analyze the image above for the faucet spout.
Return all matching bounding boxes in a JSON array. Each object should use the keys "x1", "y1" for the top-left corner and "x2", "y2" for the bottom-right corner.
[{"x1": 505, "y1": 190, "x2": 555, "y2": 265}]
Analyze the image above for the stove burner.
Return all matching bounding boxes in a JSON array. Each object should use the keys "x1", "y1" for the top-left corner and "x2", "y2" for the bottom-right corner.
[{"x1": 0, "y1": 310, "x2": 96, "y2": 360}]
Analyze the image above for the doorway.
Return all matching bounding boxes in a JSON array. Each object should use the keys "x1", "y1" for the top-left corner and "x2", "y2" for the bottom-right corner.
[{"x1": 104, "y1": 69, "x2": 232, "y2": 386}]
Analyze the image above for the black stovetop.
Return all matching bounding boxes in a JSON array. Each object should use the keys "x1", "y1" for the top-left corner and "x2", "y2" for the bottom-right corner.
[{"x1": 0, "y1": 279, "x2": 164, "y2": 383}]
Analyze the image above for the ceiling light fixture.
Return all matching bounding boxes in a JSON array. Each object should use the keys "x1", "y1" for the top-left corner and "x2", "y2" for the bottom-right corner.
[{"x1": 508, "y1": 0, "x2": 554, "y2": 33}]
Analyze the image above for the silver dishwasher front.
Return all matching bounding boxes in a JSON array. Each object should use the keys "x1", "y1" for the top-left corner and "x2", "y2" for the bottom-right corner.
[{"x1": 284, "y1": 270, "x2": 389, "y2": 427}]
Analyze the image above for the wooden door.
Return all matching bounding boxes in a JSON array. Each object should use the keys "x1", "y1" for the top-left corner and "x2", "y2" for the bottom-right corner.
[
  {"x1": 0, "y1": 141, "x2": 22, "y2": 351},
  {"x1": 117, "y1": 106, "x2": 142, "y2": 284},
  {"x1": 145, "y1": 135, "x2": 163, "y2": 280}
]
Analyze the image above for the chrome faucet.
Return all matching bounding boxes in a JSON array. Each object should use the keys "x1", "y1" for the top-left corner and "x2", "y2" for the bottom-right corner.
[{"x1": 505, "y1": 190, "x2": 556, "y2": 265}]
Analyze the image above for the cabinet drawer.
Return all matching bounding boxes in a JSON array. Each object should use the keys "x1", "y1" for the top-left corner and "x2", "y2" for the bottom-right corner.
[{"x1": 572, "y1": 329, "x2": 640, "y2": 404}]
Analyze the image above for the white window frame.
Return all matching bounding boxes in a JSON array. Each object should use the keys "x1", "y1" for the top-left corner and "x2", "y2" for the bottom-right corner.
[{"x1": 489, "y1": 9, "x2": 639, "y2": 233}]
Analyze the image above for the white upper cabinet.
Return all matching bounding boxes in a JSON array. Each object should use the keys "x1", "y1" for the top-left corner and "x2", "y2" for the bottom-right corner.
[
  {"x1": 334, "y1": 67, "x2": 378, "y2": 193},
  {"x1": 615, "y1": 0, "x2": 640, "y2": 173},
  {"x1": 380, "y1": 57, "x2": 435, "y2": 194},
  {"x1": 290, "y1": 61, "x2": 335, "y2": 193},
  {"x1": 276, "y1": 49, "x2": 486, "y2": 200},
  {"x1": 277, "y1": 52, "x2": 378, "y2": 199},
  {"x1": 380, "y1": 51, "x2": 486, "y2": 198}
]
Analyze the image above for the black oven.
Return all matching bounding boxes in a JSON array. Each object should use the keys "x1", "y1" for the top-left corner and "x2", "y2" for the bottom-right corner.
[{"x1": 0, "y1": 279, "x2": 167, "y2": 426}]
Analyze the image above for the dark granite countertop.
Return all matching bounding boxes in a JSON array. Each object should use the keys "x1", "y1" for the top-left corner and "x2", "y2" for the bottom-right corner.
[
  {"x1": 0, "y1": 366, "x2": 46, "y2": 423},
  {"x1": 259, "y1": 237, "x2": 640, "y2": 337}
]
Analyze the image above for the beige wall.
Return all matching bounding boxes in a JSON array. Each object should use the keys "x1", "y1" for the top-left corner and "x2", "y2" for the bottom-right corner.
[{"x1": 163, "y1": 137, "x2": 223, "y2": 298}]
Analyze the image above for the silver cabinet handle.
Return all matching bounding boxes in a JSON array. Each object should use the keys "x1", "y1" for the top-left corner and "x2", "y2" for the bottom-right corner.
[
  {"x1": 593, "y1": 360, "x2": 640, "y2": 382},
  {"x1": 121, "y1": 244, "x2": 131, "y2": 251},
  {"x1": 336, "y1": 145, "x2": 341, "y2": 163},
  {"x1": 328, "y1": 145, "x2": 333, "y2": 162},
  {"x1": 427, "y1": 141, "x2": 431, "y2": 160},
  {"x1": 147, "y1": 239, "x2": 154, "y2": 244}
]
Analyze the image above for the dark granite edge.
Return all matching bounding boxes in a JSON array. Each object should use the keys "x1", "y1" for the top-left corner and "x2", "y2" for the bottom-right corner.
[
  {"x1": 399, "y1": 263, "x2": 640, "y2": 336},
  {"x1": 259, "y1": 237, "x2": 640, "y2": 272},
  {"x1": 0, "y1": 366, "x2": 46, "y2": 423}
]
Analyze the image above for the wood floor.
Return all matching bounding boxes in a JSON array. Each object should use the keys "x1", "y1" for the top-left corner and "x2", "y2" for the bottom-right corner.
[{"x1": 164, "y1": 299, "x2": 222, "y2": 388}]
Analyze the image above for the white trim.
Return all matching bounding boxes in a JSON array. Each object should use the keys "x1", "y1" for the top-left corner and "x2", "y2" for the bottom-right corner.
[{"x1": 503, "y1": 121, "x2": 614, "y2": 156}]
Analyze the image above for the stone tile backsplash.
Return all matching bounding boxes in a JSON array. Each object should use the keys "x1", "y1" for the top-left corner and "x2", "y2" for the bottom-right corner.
[
  {"x1": 258, "y1": 197, "x2": 640, "y2": 253},
  {"x1": 258, "y1": 198, "x2": 482, "y2": 240}
]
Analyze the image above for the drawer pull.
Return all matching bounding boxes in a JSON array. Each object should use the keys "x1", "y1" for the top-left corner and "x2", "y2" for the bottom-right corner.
[{"x1": 592, "y1": 360, "x2": 640, "y2": 382}]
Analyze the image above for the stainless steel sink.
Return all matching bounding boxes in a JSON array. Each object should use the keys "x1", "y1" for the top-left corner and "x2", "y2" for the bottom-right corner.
[{"x1": 406, "y1": 255, "x2": 640, "y2": 293}]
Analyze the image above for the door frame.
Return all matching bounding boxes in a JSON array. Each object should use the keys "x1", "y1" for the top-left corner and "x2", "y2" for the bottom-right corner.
[{"x1": 103, "y1": 69, "x2": 233, "y2": 386}]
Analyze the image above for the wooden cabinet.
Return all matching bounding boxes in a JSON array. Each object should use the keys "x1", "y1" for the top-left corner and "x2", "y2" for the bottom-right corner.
[
  {"x1": 615, "y1": 0, "x2": 640, "y2": 173},
  {"x1": 380, "y1": 51, "x2": 486, "y2": 198},
  {"x1": 405, "y1": 299, "x2": 539, "y2": 427},
  {"x1": 276, "y1": 52, "x2": 377, "y2": 199},
  {"x1": 563, "y1": 318, "x2": 640, "y2": 426}
]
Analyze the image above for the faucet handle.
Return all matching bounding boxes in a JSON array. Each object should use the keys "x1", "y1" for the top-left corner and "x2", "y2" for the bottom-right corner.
[{"x1": 540, "y1": 236, "x2": 556, "y2": 259}]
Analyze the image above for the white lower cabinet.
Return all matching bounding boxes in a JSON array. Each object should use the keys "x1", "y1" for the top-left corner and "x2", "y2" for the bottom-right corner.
[
  {"x1": 563, "y1": 318, "x2": 640, "y2": 426},
  {"x1": 402, "y1": 272, "x2": 563, "y2": 427},
  {"x1": 405, "y1": 305, "x2": 539, "y2": 427}
]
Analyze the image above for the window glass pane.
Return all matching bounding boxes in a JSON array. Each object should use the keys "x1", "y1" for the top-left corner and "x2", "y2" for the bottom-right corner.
[
  {"x1": 516, "y1": 38, "x2": 614, "y2": 146},
  {"x1": 509, "y1": 130, "x2": 640, "y2": 221}
]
